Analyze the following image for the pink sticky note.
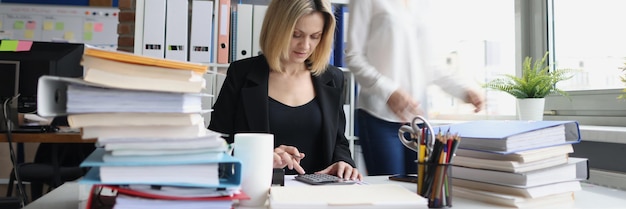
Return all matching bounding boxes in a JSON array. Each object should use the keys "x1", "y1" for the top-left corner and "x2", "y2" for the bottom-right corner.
[
  {"x1": 26, "y1": 21, "x2": 36, "y2": 30},
  {"x1": 16, "y1": 40, "x2": 33, "y2": 52},
  {"x1": 94, "y1": 23, "x2": 104, "y2": 32}
]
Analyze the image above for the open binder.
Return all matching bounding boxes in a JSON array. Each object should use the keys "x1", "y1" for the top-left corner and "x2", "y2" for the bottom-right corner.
[{"x1": 37, "y1": 75, "x2": 211, "y2": 117}]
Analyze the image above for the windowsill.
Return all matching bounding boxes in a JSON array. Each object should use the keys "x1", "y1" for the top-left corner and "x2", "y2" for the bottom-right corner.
[{"x1": 579, "y1": 125, "x2": 626, "y2": 144}]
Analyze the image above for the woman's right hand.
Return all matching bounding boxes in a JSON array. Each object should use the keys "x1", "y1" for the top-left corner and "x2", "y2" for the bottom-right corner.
[{"x1": 273, "y1": 145, "x2": 306, "y2": 174}]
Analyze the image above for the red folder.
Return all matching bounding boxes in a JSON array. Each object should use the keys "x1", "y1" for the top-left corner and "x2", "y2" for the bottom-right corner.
[
  {"x1": 216, "y1": 0, "x2": 231, "y2": 64},
  {"x1": 85, "y1": 184, "x2": 249, "y2": 209}
]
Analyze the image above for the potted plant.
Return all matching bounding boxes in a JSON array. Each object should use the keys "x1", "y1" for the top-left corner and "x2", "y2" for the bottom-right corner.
[{"x1": 483, "y1": 52, "x2": 574, "y2": 120}]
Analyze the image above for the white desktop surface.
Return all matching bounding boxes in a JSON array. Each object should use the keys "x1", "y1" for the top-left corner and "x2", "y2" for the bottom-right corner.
[{"x1": 23, "y1": 176, "x2": 626, "y2": 209}]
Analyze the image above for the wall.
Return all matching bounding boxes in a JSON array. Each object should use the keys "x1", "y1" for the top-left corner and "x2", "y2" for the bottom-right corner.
[{"x1": 116, "y1": 0, "x2": 134, "y2": 52}]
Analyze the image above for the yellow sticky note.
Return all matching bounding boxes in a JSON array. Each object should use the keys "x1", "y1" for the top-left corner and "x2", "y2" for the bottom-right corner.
[
  {"x1": 0, "y1": 20, "x2": 3, "y2": 29},
  {"x1": 64, "y1": 32, "x2": 74, "y2": 40},
  {"x1": 55, "y1": 22, "x2": 64, "y2": 30},
  {"x1": 13, "y1": 21, "x2": 25, "y2": 29},
  {"x1": 83, "y1": 22, "x2": 93, "y2": 32},
  {"x1": 24, "y1": 30, "x2": 34, "y2": 39},
  {"x1": 43, "y1": 21, "x2": 54, "y2": 30},
  {"x1": 83, "y1": 32, "x2": 93, "y2": 41}
]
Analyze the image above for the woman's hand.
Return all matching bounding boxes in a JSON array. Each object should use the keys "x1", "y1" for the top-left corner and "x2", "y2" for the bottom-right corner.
[
  {"x1": 273, "y1": 145, "x2": 306, "y2": 174},
  {"x1": 316, "y1": 161, "x2": 363, "y2": 181},
  {"x1": 464, "y1": 88, "x2": 484, "y2": 113},
  {"x1": 387, "y1": 89, "x2": 423, "y2": 122}
]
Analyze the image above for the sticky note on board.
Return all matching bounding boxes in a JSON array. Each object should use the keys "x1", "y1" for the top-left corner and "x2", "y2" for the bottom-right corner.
[
  {"x1": 0, "y1": 20, "x2": 3, "y2": 29},
  {"x1": 24, "y1": 30, "x2": 34, "y2": 39},
  {"x1": 55, "y1": 22, "x2": 64, "y2": 30},
  {"x1": 94, "y1": 23, "x2": 104, "y2": 32},
  {"x1": 16, "y1": 40, "x2": 33, "y2": 51},
  {"x1": 0, "y1": 40, "x2": 19, "y2": 51},
  {"x1": 26, "y1": 21, "x2": 36, "y2": 30},
  {"x1": 13, "y1": 21, "x2": 25, "y2": 29},
  {"x1": 84, "y1": 22, "x2": 93, "y2": 32},
  {"x1": 83, "y1": 32, "x2": 93, "y2": 41},
  {"x1": 43, "y1": 21, "x2": 54, "y2": 30},
  {"x1": 64, "y1": 32, "x2": 74, "y2": 40}
]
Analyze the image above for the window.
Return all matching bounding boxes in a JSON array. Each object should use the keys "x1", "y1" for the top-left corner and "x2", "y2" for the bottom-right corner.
[
  {"x1": 426, "y1": 0, "x2": 626, "y2": 126},
  {"x1": 550, "y1": 0, "x2": 626, "y2": 91},
  {"x1": 545, "y1": 0, "x2": 626, "y2": 126},
  {"x1": 426, "y1": 0, "x2": 516, "y2": 120}
]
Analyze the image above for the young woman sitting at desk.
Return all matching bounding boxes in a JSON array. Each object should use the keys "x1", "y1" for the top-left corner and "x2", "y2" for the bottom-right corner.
[{"x1": 208, "y1": 0, "x2": 362, "y2": 181}]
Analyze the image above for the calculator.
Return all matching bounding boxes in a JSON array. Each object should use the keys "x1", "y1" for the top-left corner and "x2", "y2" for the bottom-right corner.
[{"x1": 294, "y1": 173, "x2": 357, "y2": 185}]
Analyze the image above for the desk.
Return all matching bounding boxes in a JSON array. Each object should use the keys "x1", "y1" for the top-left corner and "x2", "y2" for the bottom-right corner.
[
  {"x1": 0, "y1": 132, "x2": 96, "y2": 201},
  {"x1": 0, "y1": 133, "x2": 95, "y2": 143},
  {"x1": 22, "y1": 176, "x2": 626, "y2": 209}
]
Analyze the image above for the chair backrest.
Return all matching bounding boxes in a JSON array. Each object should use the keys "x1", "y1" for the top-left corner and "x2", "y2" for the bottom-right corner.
[{"x1": 33, "y1": 143, "x2": 95, "y2": 167}]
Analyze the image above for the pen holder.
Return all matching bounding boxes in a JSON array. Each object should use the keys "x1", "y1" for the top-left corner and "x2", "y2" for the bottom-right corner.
[{"x1": 417, "y1": 162, "x2": 452, "y2": 208}]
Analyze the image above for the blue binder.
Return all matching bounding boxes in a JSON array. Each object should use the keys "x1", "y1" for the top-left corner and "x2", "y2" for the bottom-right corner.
[
  {"x1": 80, "y1": 148, "x2": 242, "y2": 188},
  {"x1": 333, "y1": 5, "x2": 348, "y2": 67},
  {"x1": 435, "y1": 120, "x2": 581, "y2": 154}
]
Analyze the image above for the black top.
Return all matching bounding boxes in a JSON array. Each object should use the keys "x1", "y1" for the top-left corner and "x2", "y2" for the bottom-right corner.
[
  {"x1": 208, "y1": 55, "x2": 356, "y2": 171},
  {"x1": 269, "y1": 97, "x2": 324, "y2": 174}
]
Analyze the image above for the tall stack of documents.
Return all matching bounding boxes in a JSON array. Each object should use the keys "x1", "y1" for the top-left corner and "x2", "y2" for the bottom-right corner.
[
  {"x1": 36, "y1": 46, "x2": 247, "y2": 208},
  {"x1": 437, "y1": 120, "x2": 588, "y2": 208}
]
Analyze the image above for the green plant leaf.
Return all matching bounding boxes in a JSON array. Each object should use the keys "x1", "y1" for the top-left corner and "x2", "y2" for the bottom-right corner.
[{"x1": 482, "y1": 52, "x2": 575, "y2": 99}]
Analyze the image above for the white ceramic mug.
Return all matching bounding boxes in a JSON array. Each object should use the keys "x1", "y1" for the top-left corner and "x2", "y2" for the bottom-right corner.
[{"x1": 234, "y1": 133, "x2": 274, "y2": 207}]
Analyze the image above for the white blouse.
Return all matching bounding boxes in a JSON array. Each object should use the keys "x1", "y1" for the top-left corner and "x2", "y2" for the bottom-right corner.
[{"x1": 345, "y1": 0, "x2": 473, "y2": 122}]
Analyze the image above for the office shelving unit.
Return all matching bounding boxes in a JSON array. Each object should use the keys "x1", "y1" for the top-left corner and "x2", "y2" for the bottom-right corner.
[{"x1": 132, "y1": 0, "x2": 358, "y2": 157}]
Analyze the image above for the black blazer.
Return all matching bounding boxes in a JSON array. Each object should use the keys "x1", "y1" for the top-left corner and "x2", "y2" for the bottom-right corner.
[{"x1": 208, "y1": 55, "x2": 356, "y2": 168}]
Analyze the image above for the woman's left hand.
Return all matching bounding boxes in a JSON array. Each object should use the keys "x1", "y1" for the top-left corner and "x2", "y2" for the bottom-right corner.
[
  {"x1": 465, "y1": 88, "x2": 484, "y2": 113},
  {"x1": 316, "y1": 161, "x2": 363, "y2": 181}
]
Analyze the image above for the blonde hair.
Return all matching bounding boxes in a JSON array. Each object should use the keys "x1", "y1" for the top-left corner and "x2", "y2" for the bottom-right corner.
[{"x1": 259, "y1": 0, "x2": 335, "y2": 76}]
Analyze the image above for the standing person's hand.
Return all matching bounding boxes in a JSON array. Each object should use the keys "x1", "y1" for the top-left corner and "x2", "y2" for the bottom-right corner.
[
  {"x1": 316, "y1": 161, "x2": 363, "y2": 181},
  {"x1": 387, "y1": 89, "x2": 423, "y2": 122},
  {"x1": 273, "y1": 145, "x2": 306, "y2": 174},
  {"x1": 464, "y1": 89, "x2": 484, "y2": 113}
]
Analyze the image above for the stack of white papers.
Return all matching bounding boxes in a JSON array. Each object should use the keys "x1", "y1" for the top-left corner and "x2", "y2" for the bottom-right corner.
[
  {"x1": 66, "y1": 84, "x2": 208, "y2": 113},
  {"x1": 270, "y1": 184, "x2": 427, "y2": 209}
]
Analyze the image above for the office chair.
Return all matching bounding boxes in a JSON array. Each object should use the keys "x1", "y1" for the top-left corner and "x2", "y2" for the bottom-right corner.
[
  {"x1": 6, "y1": 142, "x2": 95, "y2": 201},
  {"x1": 0, "y1": 197, "x2": 21, "y2": 209}
]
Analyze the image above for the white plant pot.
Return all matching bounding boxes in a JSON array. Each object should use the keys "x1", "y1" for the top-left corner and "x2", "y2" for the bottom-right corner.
[{"x1": 516, "y1": 98, "x2": 545, "y2": 121}]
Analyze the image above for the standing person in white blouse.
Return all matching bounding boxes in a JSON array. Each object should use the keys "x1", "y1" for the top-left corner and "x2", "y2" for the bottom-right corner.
[{"x1": 345, "y1": 0, "x2": 484, "y2": 176}]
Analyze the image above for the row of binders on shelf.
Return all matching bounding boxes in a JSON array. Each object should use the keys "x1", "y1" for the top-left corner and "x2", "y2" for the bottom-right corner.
[
  {"x1": 37, "y1": 45, "x2": 248, "y2": 208},
  {"x1": 437, "y1": 120, "x2": 588, "y2": 208},
  {"x1": 141, "y1": 0, "x2": 349, "y2": 66}
]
